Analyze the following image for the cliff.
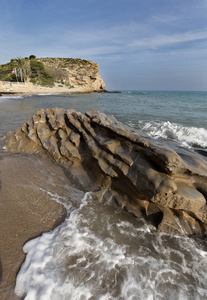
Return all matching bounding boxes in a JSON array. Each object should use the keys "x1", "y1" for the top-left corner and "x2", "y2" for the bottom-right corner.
[
  {"x1": 38, "y1": 57, "x2": 105, "y2": 91},
  {"x1": 0, "y1": 57, "x2": 106, "y2": 94}
]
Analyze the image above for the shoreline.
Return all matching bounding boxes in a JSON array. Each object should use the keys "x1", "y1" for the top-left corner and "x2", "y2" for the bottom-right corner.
[
  {"x1": 0, "y1": 81, "x2": 107, "y2": 98},
  {"x1": 0, "y1": 90, "x2": 121, "y2": 98},
  {"x1": 0, "y1": 82, "x2": 122, "y2": 98},
  {"x1": 0, "y1": 153, "x2": 79, "y2": 300}
]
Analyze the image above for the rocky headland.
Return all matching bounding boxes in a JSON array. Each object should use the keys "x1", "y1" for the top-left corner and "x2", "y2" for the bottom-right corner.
[
  {"x1": 4, "y1": 108, "x2": 207, "y2": 237},
  {"x1": 0, "y1": 57, "x2": 106, "y2": 95}
]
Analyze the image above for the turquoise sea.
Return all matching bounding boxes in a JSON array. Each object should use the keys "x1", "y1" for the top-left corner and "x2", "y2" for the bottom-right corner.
[
  {"x1": 0, "y1": 91, "x2": 207, "y2": 299},
  {"x1": 1, "y1": 91, "x2": 207, "y2": 150}
]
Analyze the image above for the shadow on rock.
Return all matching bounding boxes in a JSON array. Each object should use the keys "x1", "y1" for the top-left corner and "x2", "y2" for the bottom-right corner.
[{"x1": 4, "y1": 108, "x2": 207, "y2": 237}]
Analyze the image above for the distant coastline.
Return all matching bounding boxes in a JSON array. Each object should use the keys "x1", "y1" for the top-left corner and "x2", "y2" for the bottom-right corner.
[
  {"x1": 0, "y1": 83, "x2": 122, "y2": 97},
  {"x1": 0, "y1": 57, "x2": 106, "y2": 96},
  {"x1": 0, "y1": 81, "x2": 106, "y2": 97}
]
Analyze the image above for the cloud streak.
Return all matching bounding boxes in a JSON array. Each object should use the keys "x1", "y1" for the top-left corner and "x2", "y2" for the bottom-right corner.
[
  {"x1": 130, "y1": 30, "x2": 207, "y2": 49},
  {"x1": 1, "y1": 20, "x2": 207, "y2": 63}
]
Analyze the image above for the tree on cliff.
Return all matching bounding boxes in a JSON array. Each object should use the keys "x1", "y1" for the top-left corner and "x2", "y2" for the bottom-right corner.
[{"x1": 29, "y1": 55, "x2": 36, "y2": 60}]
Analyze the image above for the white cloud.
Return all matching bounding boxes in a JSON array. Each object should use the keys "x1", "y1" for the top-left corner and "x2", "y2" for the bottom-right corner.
[
  {"x1": 151, "y1": 14, "x2": 180, "y2": 25},
  {"x1": 129, "y1": 30, "x2": 207, "y2": 49},
  {"x1": 1, "y1": 19, "x2": 207, "y2": 67}
]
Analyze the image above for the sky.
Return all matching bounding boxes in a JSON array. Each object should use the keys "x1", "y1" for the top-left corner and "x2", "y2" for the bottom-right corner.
[{"x1": 1, "y1": 0, "x2": 207, "y2": 91}]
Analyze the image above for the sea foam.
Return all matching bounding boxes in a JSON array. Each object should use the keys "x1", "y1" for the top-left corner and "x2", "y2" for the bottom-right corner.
[
  {"x1": 15, "y1": 192, "x2": 207, "y2": 300},
  {"x1": 128, "y1": 120, "x2": 207, "y2": 149},
  {"x1": 0, "y1": 95, "x2": 25, "y2": 101}
]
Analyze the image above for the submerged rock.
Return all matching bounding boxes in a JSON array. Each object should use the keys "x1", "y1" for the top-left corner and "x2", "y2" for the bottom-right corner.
[{"x1": 5, "y1": 108, "x2": 207, "y2": 236}]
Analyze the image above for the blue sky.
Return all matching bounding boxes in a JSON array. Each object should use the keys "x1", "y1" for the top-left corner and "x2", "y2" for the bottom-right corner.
[{"x1": 1, "y1": 0, "x2": 207, "y2": 91}]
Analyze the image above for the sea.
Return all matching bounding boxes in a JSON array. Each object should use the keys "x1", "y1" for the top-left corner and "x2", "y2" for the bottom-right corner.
[{"x1": 0, "y1": 90, "x2": 207, "y2": 300}]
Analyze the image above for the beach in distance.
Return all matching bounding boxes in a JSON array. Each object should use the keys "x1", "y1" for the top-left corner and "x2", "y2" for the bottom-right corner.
[
  {"x1": 0, "y1": 81, "x2": 106, "y2": 97},
  {"x1": 0, "y1": 90, "x2": 207, "y2": 300}
]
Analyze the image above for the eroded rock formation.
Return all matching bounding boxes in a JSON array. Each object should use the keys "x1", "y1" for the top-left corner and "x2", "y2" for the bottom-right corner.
[
  {"x1": 4, "y1": 108, "x2": 207, "y2": 236},
  {"x1": 38, "y1": 57, "x2": 106, "y2": 91}
]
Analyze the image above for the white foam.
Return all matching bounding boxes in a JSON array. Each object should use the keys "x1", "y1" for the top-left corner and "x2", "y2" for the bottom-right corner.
[
  {"x1": 0, "y1": 95, "x2": 25, "y2": 101},
  {"x1": 15, "y1": 192, "x2": 207, "y2": 299},
  {"x1": 128, "y1": 120, "x2": 207, "y2": 149},
  {"x1": 15, "y1": 193, "x2": 130, "y2": 299},
  {"x1": 37, "y1": 93, "x2": 61, "y2": 96},
  {"x1": 0, "y1": 144, "x2": 7, "y2": 151}
]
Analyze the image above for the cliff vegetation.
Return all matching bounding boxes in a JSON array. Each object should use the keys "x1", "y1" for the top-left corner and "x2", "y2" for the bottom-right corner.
[{"x1": 0, "y1": 55, "x2": 105, "y2": 91}]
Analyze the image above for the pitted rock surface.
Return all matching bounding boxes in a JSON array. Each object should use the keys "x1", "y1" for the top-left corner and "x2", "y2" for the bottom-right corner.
[{"x1": 5, "y1": 108, "x2": 207, "y2": 236}]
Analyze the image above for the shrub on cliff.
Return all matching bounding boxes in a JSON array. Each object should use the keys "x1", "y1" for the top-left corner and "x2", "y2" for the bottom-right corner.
[
  {"x1": 30, "y1": 60, "x2": 45, "y2": 76},
  {"x1": 0, "y1": 60, "x2": 18, "y2": 81},
  {"x1": 0, "y1": 73, "x2": 16, "y2": 81},
  {"x1": 29, "y1": 78, "x2": 37, "y2": 84},
  {"x1": 39, "y1": 70, "x2": 54, "y2": 87},
  {"x1": 30, "y1": 60, "x2": 54, "y2": 86}
]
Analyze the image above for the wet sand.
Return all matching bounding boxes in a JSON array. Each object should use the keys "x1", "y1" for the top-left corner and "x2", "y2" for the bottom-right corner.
[{"x1": 0, "y1": 154, "x2": 74, "y2": 299}]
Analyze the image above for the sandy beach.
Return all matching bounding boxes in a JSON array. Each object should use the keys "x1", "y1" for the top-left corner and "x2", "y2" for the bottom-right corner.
[
  {"x1": 0, "y1": 153, "x2": 83, "y2": 299},
  {"x1": 0, "y1": 81, "x2": 105, "y2": 97},
  {"x1": 0, "y1": 83, "x2": 98, "y2": 299}
]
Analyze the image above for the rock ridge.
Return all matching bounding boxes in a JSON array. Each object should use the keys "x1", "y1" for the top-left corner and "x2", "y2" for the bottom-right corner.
[{"x1": 4, "y1": 108, "x2": 207, "y2": 236}]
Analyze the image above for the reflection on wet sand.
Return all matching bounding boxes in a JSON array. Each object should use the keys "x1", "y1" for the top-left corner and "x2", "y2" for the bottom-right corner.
[{"x1": 0, "y1": 153, "x2": 84, "y2": 299}]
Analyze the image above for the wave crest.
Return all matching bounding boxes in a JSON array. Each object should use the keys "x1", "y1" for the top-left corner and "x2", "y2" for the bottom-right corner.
[{"x1": 128, "y1": 120, "x2": 207, "y2": 149}]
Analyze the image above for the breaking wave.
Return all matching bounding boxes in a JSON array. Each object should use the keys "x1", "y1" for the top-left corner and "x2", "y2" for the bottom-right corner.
[{"x1": 128, "y1": 120, "x2": 207, "y2": 149}]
